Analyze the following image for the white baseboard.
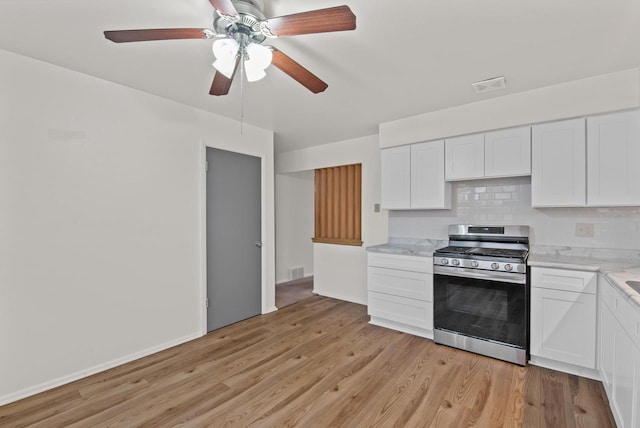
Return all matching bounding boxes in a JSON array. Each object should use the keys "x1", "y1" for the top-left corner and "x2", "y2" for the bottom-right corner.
[
  {"x1": 264, "y1": 305, "x2": 278, "y2": 314},
  {"x1": 528, "y1": 355, "x2": 601, "y2": 381},
  {"x1": 314, "y1": 290, "x2": 366, "y2": 306},
  {"x1": 0, "y1": 332, "x2": 202, "y2": 407},
  {"x1": 276, "y1": 273, "x2": 314, "y2": 285}
]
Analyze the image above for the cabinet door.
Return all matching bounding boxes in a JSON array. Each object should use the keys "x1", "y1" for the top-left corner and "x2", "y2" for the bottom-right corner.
[
  {"x1": 381, "y1": 145, "x2": 411, "y2": 209},
  {"x1": 530, "y1": 287, "x2": 596, "y2": 368},
  {"x1": 445, "y1": 133, "x2": 485, "y2": 180},
  {"x1": 484, "y1": 126, "x2": 531, "y2": 178},
  {"x1": 587, "y1": 110, "x2": 640, "y2": 206},
  {"x1": 599, "y1": 295, "x2": 616, "y2": 396},
  {"x1": 411, "y1": 140, "x2": 451, "y2": 209},
  {"x1": 531, "y1": 118, "x2": 586, "y2": 207},
  {"x1": 613, "y1": 326, "x2": 636, "y2": 428}
]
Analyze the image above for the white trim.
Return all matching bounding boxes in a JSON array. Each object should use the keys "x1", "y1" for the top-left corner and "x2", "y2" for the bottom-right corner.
[
  {"x1": 528, "y1": 356, "x2": 600, "y2": 381},
  {"x1": 200, "y1": 142, "x2": 271, "y2": 333},
  {"x1": 0, "y1": 332, "x2": 201, "y2": 406},
  {"x1": 199, "y1": 140, "x2": 208, "y2": 335},
  {"x1": 314, "y1": 290, "x2": 367, "y2": 306},
  {"x1": 276, "y1": 272, "x2": 314, "y2": 285}
]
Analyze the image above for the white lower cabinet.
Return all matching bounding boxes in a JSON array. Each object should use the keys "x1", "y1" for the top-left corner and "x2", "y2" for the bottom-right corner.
[
  {"x1": 367, "y1": 252, "x2": 433, "y2": 339},
  {"x1": 599, "y1": 276, "x2": 640, "y2": 428},
  {"x1": 530, "y1": 267, "x2": 597, "y2": 373}
]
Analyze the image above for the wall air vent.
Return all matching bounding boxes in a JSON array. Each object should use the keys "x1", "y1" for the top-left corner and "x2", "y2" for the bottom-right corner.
[{"x1": 472, "y1": 76, "x2": 507, "y2": 94}]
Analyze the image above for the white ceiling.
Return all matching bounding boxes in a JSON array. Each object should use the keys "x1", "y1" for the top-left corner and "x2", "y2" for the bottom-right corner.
[{"x1": 1, "y1": 0, "x2": 639, "y2": 152}]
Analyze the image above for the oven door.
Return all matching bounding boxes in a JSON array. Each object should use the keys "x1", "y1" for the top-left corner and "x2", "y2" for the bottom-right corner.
[{"x1": 433, "y1": 272, "x2": 528, "y2": 349}]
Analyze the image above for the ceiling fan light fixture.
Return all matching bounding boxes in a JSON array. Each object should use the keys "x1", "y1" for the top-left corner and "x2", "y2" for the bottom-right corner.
[
  {"x1": 212, "y1": 38, "x2": 239, "y2": 77},
  {"x1": 245, "y1": 66, "x2": 266, "y2": 82},
  {"x1": 244, "y1": 43, "x2": 272, "y2": 81}
]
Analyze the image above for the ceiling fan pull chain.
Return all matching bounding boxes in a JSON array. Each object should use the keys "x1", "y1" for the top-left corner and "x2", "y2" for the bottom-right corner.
[{"x1": 240, "y1": 51, "x2": 245, "y2": 135}]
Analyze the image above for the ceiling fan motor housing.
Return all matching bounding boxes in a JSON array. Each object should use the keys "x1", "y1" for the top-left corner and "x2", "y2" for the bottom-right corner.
[{"x1": 214, "y1": 0, "x2": 267, "y2": 44}]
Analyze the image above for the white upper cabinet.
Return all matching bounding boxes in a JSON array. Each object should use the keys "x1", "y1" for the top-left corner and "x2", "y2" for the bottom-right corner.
[
  {"x1": 381, "y1": 145, "x2": 411, "y2": 209},
  {"x1": 381, "y1": 141, "x2": 450, "y2": 210},
  {"x1": 587, "y1": 110, "x2": 640, "y2": 206},
  {"x1": 411, "y1": 141, "x2": 451, "y2": 209},
  {"x1": 531, "y1": 118, "x2": 586, "y2": 207},
  {"x1": 445, "y1": 133, "x2": 485, "y2": 180},
  {"x1": 484, "y1": 126, "x2": 531, "y2": 177}
]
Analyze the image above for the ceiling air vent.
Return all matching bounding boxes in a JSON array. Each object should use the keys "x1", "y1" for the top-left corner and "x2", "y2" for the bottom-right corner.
[{"x1": 472, "y1": 76, "x2": 507, "y2": 94}]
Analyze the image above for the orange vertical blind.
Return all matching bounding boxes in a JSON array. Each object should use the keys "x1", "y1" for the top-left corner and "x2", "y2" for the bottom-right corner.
[{"x1": 312, "y1": 163, "x2": 362, "y2": 246}]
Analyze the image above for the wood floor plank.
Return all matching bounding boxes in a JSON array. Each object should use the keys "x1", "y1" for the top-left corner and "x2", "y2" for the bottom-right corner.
[{"x1": 0, "y1": 297, "x2": 616, "y2": 428}]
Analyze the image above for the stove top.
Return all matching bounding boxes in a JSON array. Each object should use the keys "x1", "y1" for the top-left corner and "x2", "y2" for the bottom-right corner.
[
  {"x1": 433, "y1": 224, "x2": 530, "y2": 275},
  {"x1": 434, "y1": 246, "x2": 528, "y2": 260}
]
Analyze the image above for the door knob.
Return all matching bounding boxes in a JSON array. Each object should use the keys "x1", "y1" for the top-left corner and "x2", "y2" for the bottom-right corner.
[{"x1": 255, "y1": 241, "x2": 262, "y2": 248}]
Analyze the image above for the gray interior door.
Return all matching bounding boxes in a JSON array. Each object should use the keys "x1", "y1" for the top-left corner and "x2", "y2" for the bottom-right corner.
[{"x1": 206, "y1": 147, "x2": 262, "y2": 332}]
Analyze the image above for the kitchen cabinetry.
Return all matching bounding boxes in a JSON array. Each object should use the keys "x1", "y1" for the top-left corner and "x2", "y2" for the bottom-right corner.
[
  {"x1": 484, "y1": 126, "x2": 531, "y2": 177},
  {"x1": 599, "y1": 276, "x2": 640, "y2": 428},
  {"x1": 445, "y1": 126, "x2": 531, "y2": 181},
  {"x1": 587, "y1": 110, "x2": 640, "y2": 206},
  {"x1": 531, "y1": 118, "x2": 586, "y2": 207},
  {"x1": 367, "y1": 252, "x2": 433, "y2": 339},
  {"x1": 380, "y1": 140, "x2": 451, "y2": 210},
  {"x1": 530, "y1": 267, "x2": 596, "y2": 372},
  {"x1": 445, "y1": 134, "x2": 485, "y2": 180},
  {"x1": 380, "y1": 145, "x2": 411, "y2": 209}
]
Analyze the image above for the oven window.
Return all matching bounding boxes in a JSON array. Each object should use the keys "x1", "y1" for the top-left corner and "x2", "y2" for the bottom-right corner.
[
  {"x1": 434, "y1": 274, "x2": 527, "y2": 348},
  {"x1": 446, "y1": 284, "x2": 508, "y2": 321}
]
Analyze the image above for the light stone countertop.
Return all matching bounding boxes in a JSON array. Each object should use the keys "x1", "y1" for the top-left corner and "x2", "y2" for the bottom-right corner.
[
  {"x1": 528, "y1": 246, "x2": 640, "y2": 308},
  {"x1": 366, "y1": 237, "x2": 446, "y2": 258}
]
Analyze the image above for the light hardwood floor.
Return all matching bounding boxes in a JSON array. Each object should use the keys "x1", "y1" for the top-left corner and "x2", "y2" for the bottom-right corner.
[{"x1": 0, "y1": 296, "x2": 615, "y2": 427}]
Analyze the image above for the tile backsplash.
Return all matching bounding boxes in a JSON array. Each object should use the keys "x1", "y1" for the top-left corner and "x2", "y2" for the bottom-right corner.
[{"x1": 388, "y1": 176, "x2": 640, "y2": 249}]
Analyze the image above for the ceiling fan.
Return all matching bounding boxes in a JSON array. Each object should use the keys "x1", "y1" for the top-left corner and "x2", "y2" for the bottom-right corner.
[{"x1": 104, "y1": 0, "x2": 356, "y2": 96}]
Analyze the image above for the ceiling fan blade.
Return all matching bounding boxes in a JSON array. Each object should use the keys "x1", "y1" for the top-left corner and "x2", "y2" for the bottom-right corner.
[
  {"x1": 104, "y1": 28, "x2": 213, "y2": 43},
  {"x1": 261, "y1": 6, "x2": 356, "y2": 37},
  {"x1": 209, "y1": 0, "x2": 239, "y2": 19},
  {"x1": 270, "y1": 48, "x2": 328, "y2": 94},
  {"x1": 209, "y1": 58, "x2": 239, "y2": 96}
]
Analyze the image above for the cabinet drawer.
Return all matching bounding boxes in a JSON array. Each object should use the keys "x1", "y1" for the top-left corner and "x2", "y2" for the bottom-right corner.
[
  {"x1": 531, "y1": 267, "x2": 596, "y2": 294},
  {"x1": 368, "y1": 291, "x2": 433, "y2": 331},
  {"x1": 367, "y1": 252, "x2": 432, "y2": 273},
  {"x1": 368, "y1": 267, "x2": 432, "y2": 301}
]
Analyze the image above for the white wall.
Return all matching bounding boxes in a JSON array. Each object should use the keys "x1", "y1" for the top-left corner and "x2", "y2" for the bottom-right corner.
[
  {"x1": 389, "y1": 176, "x2": 640, "y2": 250},
  {"x1": 275, "y1": 171, "x2": 314, "y2": 283},
  {"x1": 380, "y1": 69, "x2": 640, "y2": 148},
  {"x1": 276, "y1": 135, "x2": 388, "y2": 305},
  {"x1": 0, "y1": 49, "x2": 274, "y2": 405}
]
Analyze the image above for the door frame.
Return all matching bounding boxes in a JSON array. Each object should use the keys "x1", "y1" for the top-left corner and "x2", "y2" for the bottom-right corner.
[{"x1": 198, "y1": 140, "x2": 277, "y2": 335}]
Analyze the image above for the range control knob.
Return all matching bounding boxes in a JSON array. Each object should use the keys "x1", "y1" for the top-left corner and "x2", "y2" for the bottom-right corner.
[
  {"x1": 441, "y1": 258, "x2": 449, "y2": 265},
  {"x1": 471, "y1": 261, "x2": 479, "y2": 268},
  {"x1": 504, "y1": 264, "x2": 513, "y2": 272},
  {"x1": 452, "y1": 259, "x2": 460, "y2": 266},
  {"x1": 491, "y1": 262, "x2": 500, "y2": 270}
]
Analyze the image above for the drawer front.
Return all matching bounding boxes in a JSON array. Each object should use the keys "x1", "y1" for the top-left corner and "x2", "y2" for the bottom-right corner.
[
  {"x1": 368, "y1": 267, "x2": 432, "y2": 301},
  {"x1": 531, "y1": 267, "x2": 597, "y2": 294},
  {"x1": 368, "y1": 252, "x2": 432, "y2": 273},
  {"x1": 368, "y1": 291, "x2": 433, "y2": 330}
]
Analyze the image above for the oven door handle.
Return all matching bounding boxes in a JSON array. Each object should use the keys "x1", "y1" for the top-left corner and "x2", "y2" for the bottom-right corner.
[{"x1": 433, "y1": 265, "x2": 526, "y2": 285}]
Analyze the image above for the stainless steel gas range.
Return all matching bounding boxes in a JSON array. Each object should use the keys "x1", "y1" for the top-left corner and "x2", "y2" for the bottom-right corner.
[{"x1": 433, "y1": 225, "x2": 530, "y2": 365}]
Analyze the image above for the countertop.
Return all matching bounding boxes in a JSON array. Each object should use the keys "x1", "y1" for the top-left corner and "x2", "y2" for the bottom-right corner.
[
  {"x1": 528, "y1": 246, "x2": 640, "y2": 308},
  {"x1": 366, "y1": 237, "x2": 446, "y2": 258}
]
